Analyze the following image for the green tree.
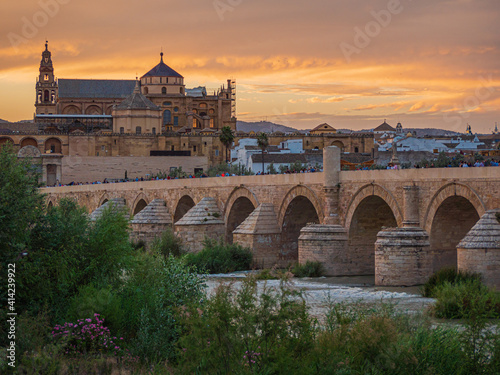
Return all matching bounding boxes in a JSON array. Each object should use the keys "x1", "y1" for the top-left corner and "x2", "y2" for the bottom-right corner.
[
  {"x1": 219, "y1": 126, "x2": 235, "y2": 163},
  {"x1": 0, "y1": 145, "x2": 45, "y2": 307},
  {"x1": 257, "y1": 132, "x2": 269, "y2": 174},
  {"x1": 267, "y1": 163, "x2": 277, "y2": 174}
]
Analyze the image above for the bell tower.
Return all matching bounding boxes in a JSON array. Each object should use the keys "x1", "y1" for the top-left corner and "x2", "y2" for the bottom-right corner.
[{"x1": 35, "y1": 41, "x2": 58, "y2": 114}]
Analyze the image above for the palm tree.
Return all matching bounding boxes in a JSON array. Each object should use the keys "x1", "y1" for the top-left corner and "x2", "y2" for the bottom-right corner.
[
  {"x1": 257, "y1": 132, "x2": 269, "y2": 174},
  {"x1": 219, "y1": 126, "x2": 235, "y2": 163}
]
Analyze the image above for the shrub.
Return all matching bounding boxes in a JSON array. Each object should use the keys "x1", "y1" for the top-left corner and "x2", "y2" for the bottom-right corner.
[
  {"x1": 51, "y1": 314, "x2": 133, "y2": 360},
  {"x1": 255, "y1": 268, "x2": 277, "y2": 280},
  {"x1": 131, "y1": 239, "x2": 146, "y2": 251},
  {"x1": 149, "y1": 228, "x2": 185, "y2": 257},
  {"x1": 119, "y1": 252, "x2": 205, "y2": 362},
  {"x1": 15, "y1": 309, "x2": 52, "y2": 359},
  {"x1": 184, "y1": 239, "x2": 253, "y2": 274},
  {"x1": 292, "y1": 261, "x2": 324, "y2": 278},
  {"x1": 431, "y1": 279, "x2": 500, "y2": 319},
  {"x1": 177, "y1": 276, "x2": 316, "y2": 374},
  {"x1": 65, "y1": 284, "x2": 125, "y2": 336},
  {"x1": 422, "y1": 267, "x2": 481, "y2": 298}
]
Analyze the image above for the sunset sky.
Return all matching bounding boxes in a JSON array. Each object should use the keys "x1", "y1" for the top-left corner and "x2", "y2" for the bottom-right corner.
[{"x1": 0, "y1": 0, "x2": 499, "y2": 132}]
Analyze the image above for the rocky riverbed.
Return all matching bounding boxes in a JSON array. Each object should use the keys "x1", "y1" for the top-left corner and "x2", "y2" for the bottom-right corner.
[{"x1": 205, "y1": 272, "x2": 435, "y2": 320}]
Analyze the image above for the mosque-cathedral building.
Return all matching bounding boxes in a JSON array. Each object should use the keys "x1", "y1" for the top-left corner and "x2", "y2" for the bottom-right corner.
[
  {"x1": 35, "y1": 41, "x2": 236, "y2": 134},
  {"x1": 0, "y1": 42, "x2": 373, "y2": 185}
]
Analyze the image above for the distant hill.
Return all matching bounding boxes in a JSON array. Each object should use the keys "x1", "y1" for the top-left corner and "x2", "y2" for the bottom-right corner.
[
  {"x1": 405, "y1": 128, "x2": 461, "y2": 137},
  {"x1": 0, "y1": 118, "x2": 7, "y2": 123},
  {"x1": 236, "y1": 120, "x2": 306, "y2": 134}
]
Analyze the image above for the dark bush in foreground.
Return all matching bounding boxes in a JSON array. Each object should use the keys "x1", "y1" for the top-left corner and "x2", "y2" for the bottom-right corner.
[
  {"x1": 184, "y1": 239, "x2": 253, "y2": 273},
  {"x1": 292, "y1": 261, "x2": 324, "y2": 278},
  {"x1": 422, "y1": 267, "x2": 481, "y2": 298},
  {"x1": 150, "y1": 228, "x2": 185, "y2": 257},
  {"x1": 431, "y1": 279, "x2": 500, "y2": 319}
]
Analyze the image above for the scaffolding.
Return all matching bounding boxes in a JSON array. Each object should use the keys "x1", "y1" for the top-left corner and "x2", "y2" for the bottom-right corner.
[{"x1": 231, "y1": 79, "x2": 236, "y2": 118}]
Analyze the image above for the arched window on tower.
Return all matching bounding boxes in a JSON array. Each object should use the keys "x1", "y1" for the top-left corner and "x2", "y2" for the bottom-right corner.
[
  {"x1": 162, "y1": 87, "x2": 166, "y2": 95},
  {"x1": 163, "y1": 110, "x2": 171, "y2": 125},
  {"x1": 44, "y1": 90, "x2": 49, "y2": 102}
]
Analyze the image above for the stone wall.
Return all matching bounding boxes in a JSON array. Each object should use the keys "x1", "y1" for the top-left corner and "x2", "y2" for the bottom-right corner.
[
  {"x1": 375, "y1": 227, "x2": 432, "y2": 286},
  {"x1": 175, "y1": 223, "x2": 225, "y2": 253},
  {"x1": 234, "y1": 233, "x2": 281, "y2": 269},
  {"x1": 61, "y1": 156, "x2": 208, "y2": 184},
  {"x1": 130, "y1": 223, "x2": 169, "y2": 248},
  {"x1": 298, "y1": 224, "x2": 348, "y2": 276},
  {"x1": 458, "y1": 249, "x2": 500, "y2": 290}
]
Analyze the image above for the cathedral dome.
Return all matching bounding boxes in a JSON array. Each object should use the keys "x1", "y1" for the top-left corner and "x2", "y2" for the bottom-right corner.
[{"x1": 141, "y1": 52, "x2": 183, "y2": 79}]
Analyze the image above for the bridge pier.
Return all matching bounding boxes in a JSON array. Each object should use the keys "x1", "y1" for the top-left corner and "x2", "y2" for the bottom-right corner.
[
  {"x1": 375, "y1": 185, "x2": 432, "y2": 286},
  {"x1": 457, "y1": 210, "x2": 500, "y2": 290},
  {"x1": 130, "y1": 199, "x2": 173, "y2": 249},
  {"x1": 297, "y1": 146, "x2": 351, "y2": 276},
  {"x1": 233, "y1": 203, "x2": 281, "y2": 269},
  {"x1": 174, "y1": 197, "x2": 225, "y2": 253}
]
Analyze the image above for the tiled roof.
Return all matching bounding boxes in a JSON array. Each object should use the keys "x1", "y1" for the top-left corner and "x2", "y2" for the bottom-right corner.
[
  {"x1": 233, "y1": 203, "x2": 280, "y2": 234},
  {"x1": 311, "y1": 123, "x2": 336, "y2": 132},
  {"x1": 130, "y1": 199, "x2": 172, "y2": 224},
  {"x1": 458, "y1": 210, "x2": 500, "y2": 249},
  {"x1": 115, "y1": 81, "x2": 160, "y2": 110},
  {"x1": 251, "y1": 153, "x2": 308, "y2": 163},
  {"x1": 186, "y1": 86, "x2": 206, "y2": 97},
  {"x1": 374, "y1": 121, "x2": 396, "y2": 132},
  {"x1": 59, "y1": 79, "x2": 135, "y2": 99},
  {"x1": 142, "y1": 53, "x2": 183, "y2": 78},
  {"x1": 175, "y1": 198, "x2": 224, "y2": 226},
  {"x1": 244, "y1": 145, "x2": 280, "y2": 152},
  {"x1": 341, "y1": 153, "x2": 373, "y2": 163},
  {"x1": 89, "y1": 198, "x2": 128, "y2": 221}
]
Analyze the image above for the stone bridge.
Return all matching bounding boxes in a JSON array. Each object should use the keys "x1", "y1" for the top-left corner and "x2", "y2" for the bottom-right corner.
[{"x1": 42, "y1": 148, "x2": 500, "y2": 286}]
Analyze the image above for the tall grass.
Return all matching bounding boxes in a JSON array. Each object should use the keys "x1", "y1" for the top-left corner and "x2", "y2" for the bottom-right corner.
[
  {"x1": 292, "y1": 261, "x2": 324, "y2": 277},
  {"x1": 422, "y1": 267, "x2": 481, "y2": 298},
  {"x1": 183, "y1": 239, "x2": 253, "y2": 274}
]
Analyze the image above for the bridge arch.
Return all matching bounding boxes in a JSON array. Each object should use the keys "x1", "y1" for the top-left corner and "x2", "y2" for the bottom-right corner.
[
  {"x1": 174, "y1": 195, "x2": 196, "y2": 223},
  {"x1": 424, "y1": 182, "x2": 484, "y2": 272},
  {"x1": 224, "y1": 187, "x2": 259, "y2": 243},
  {"x1": 131, "y1": 193, "x2": 149, "y2": 216},
  {"x1": 99, "y1": 193, "x2": 110, "y2": 207},
  {"x1": 423, "y1": 182, "x2": 485, "y2": 233},
  {"x1": 46, "y1": 196, "x2": 56, "y2": 209},
  {"x1": 279, "y1": 185, "x2": 322, "y2": 261},
  {"x1": 343, "y1": 184, "x2": 402, "y2": 275},
  {"x1": 344, "y1": 183, "x2": 403, "y2": 230},
  {"x1": 278, "y1": 185, "x2": 323, "y2": 228}
]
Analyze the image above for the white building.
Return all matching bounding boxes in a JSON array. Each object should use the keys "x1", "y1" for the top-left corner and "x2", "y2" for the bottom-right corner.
[{"x1": 231, "y1": 138, "x2": 308, "y2": 173}]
